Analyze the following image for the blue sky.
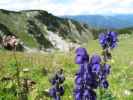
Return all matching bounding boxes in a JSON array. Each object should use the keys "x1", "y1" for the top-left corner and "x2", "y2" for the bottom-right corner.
[{"x1": 0, "y1": 0, "x2": 133, "y2": 15}]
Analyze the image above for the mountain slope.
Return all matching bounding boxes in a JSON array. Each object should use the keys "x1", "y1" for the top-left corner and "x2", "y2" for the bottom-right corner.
[
  {"x1": 63, "y1": 15, "x2": 133, "y2": 29},
  {"x1": 0, "y1": 9, "x2": 93, "y2": 51}
]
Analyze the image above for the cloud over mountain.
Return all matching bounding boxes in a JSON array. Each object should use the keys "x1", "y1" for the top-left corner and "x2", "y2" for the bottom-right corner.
[{"x1": 0, "y1": 0, "x2": 133, "y2": 15}]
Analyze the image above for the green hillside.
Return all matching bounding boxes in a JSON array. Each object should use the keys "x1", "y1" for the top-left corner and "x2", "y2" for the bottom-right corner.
[{"x1": 0, "y1": 9, "x2": 93, "y2": 50}]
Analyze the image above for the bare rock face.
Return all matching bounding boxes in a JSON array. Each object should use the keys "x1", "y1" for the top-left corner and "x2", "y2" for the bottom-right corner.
[{"x1": 46, "y1": 31, "x2": 80, "y2": 52}]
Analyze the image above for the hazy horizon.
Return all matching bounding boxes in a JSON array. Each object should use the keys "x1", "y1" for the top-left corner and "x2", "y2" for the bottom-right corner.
[{"x1": 1, "y1": 8, "x2": 133, "y2": 17}]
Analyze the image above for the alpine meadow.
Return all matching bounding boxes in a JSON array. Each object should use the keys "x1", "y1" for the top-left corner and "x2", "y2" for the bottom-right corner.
[{"x1": 0, "y1": 0, "x2": 133, "y2": 100}]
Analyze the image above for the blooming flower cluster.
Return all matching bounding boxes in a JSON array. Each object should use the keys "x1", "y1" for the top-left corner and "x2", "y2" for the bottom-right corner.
[
  {"x1": 49, "y1": 69, "x2": 65, "y2": 100},
  {"x1": 99, "y1": 31, "x2": 118, "y2": 61},
  {"x1": 74, "y1": 48, "x2": 97, "y2": 100},
  {"x1": 90, "y1": 55, "x2": 110, "y2": 89},
  {"x1": 99, "y1": 31, "x2": 118, "y2": 49},
  {"x1": 74, "y1": 47, "x2": 111, "y2": 100},
  {"x1": 49, "y1": 31, "x2": 118, "y2": 100}
]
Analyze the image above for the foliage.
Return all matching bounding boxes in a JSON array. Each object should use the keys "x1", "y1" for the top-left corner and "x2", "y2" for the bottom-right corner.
[{"x1": 0, "y1": 34, "x2": 133, "y2": 99}]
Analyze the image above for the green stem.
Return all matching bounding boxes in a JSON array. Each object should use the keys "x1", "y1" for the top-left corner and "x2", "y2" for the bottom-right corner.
[
  {"x1": 65, "y1": 84, "x2": 72, "y2": 100},
  {"x1": 99, "y1": 87, "x2": 103, "y2": 100},
  {"x1": 13, "y1": 47, "x2": 22, "y2": 100}
]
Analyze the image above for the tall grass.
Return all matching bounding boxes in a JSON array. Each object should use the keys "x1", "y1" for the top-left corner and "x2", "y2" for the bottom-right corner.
[{"x1": 0, "y1": 34, "x2": 133, "y2": 100}]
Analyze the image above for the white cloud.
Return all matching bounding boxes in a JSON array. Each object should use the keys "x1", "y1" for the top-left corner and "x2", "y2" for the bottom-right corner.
[
  {"x1": 0, "y1": 0, "x2": 34, "y2": 10},
  {"x1": 0, "y1": 0, "x2": 133, "y2": 15}
]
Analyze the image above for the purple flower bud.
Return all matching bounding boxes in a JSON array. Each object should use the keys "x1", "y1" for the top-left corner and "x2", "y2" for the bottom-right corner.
[
  {"x1": 107, "y1": 31, "x2": 117, "y2": 42},
  {"x1": 83, "y1": 73, "x2": 92, "y2": 81},
  {"x1": 75, "y1": 55, "x2": 84, "y2": 64},
  {"x1": 99, "y1": 31, "x2": 118, "y2": 49},
  {"x1": 100, "y1": 79, "x2": 109, "y2": 89},
  {"x1": 56, "y1": 96, "x2": 61, "y2": 100},
  {"x1": 75, "y1": 92, "x2": 82, "y2": 100},
  {"x1": 83, "y1": 89, "x2": 89, "y2": 97},
  {"x1": 75, "y1": 55, "x2": 89, "y2": 64},
  {"x1": 92, "y1": 64, "x2": 101, "y2": 74},
  {"x1": 75, "y1": 48, "x2": 89, "y2": 64},
  {"x1": 49, "y1": 87, "x2": 56, "y2": 97},
  {"x1": 99, "y1": 33, "x2": 107, "y2": 49},
  {"x1": 76, "y1": 47, "x2": 88, "y2": 56},
  {"x1": 90, "y1": 54, "x2": 101, "y2": 64},
  {"x1": 110, "y1": 42, "x2": 117, "y2": 49},
  {"x1": 75, "y1": 76, "x2": 83, "y2": 85},
  {"x1": 83, "y1": 89, "x2": 96, "y2": 100},
  {"x1": 103, "y1": 64, "x2": 110, "y2": 75},
  {"x1": 99, "y1": 73, "x2": 106, "y2": 80}
]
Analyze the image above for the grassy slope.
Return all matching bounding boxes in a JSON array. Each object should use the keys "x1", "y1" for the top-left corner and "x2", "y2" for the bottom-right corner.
[
  {"x1": 0, "y1": 34, "x2": 133, "y2": 100},
  {"x1": 0, "y1": 10, "x2": 94, "y2": 49},
  {"x1": 0, "y1": 11, "x2": 38, "y2": 47}
]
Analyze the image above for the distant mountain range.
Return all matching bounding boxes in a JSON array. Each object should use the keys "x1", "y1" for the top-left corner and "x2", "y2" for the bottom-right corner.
[{"x1": 63, "y1": 14, "x2": 133, "y2": 29}]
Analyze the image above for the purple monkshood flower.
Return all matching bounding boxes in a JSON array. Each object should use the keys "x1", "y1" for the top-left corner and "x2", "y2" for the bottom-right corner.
[
  {"x1": 49, "y1": 85, "x2": 64, "y2": 100},
  {"x1": 92, "y1": 64, "x2": 101, "y2": 74},
  {"x1": 90, "y1": 54, "x2": 101, "y2": 64},
  {"x1": 99, "y1": 31, "x2": 118, "y2": 49},
  {"x1": 75, "y1": 47, "x2": 89, "y2": 64},
  {"x1": 74, "y1": 48, "x2": 98, "y2": 100},
  {"x1": 49, "y1": 69, "x2": 65, "y2": 100},
  {"x1": 99, "y1": 33, "x2": 108, "y2": 49},
  {"x1": 90, "y1": 54, "x2": 110, "y2": 89},
  {"x1": 76, "y1": 47, "x2": 88, "y2": 57},
  {"x1": 90, "y1": 54, "x2": 101, "y2": 75},
  {"x1": 74, "y1": 48, "x2": 111, "y2": 100},
  {"x1": 103, "y1": 64, "x2": 110, "y2": 76},
  {"x1": 99, "y1": 31, "x2": 118, "y2": 61},
  {"x1": 100, "y1": 79, "x2": 109, "y2": 89}
]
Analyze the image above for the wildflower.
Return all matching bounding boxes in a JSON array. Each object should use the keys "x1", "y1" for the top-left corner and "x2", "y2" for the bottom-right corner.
[
  {"x1": 74, "y1": 47, "x2": 112, "y2": 100},
  {"x1": 99, "y1": 33, "x2": 108, "y2": 49},
  {"x1": 90, "y1": 54, "x2": 101, "y2": 74},
  {"x1": 107, "y1": 31, "x2": 118, "y2": 48},
  {"x1": 49, "y1": 85, "x2": 65, "y2": 100},
  {"x1": 102, "y1": 64, "x2": 110, "y2": 76},
  {"x1": 90, "y1": 54, "x2": 110, "y2": 89},
  {"x1": 74, "y1": 48, "x2": 97, "y2": 100},
  {"x1": 99, "y1": 31, "x2": 118, "y2": 49},
  {"x1": 49, "y1": 69, "x2": 65, "y2": 100},
  {"x1": 90, "y1": 54, "x2": 101, "y2": 64},
  {"x1": 100, "y1": 79, "x2": 109, "y2": 89},
  {"x1": 75, "y1": 47, "x2": 89, "y2": 64}
]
